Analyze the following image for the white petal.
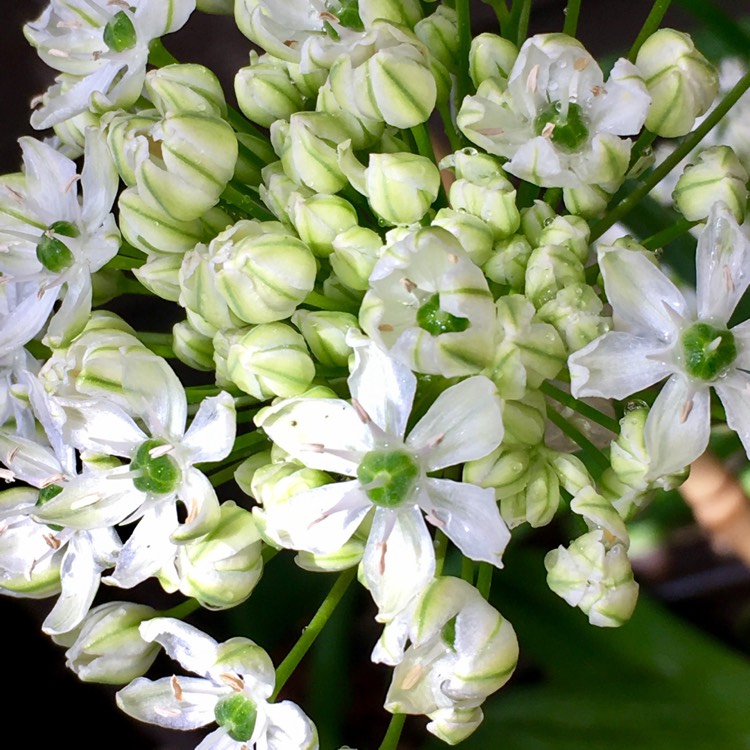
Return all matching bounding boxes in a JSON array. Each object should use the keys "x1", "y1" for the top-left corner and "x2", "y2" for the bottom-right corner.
[
  {"x1": 568, "y1": 331, "x2": 674, "y2": 399},
  {"x1": 506, "y1": 136, "x2": 576, "y2": 188},
  {"x1": 407, "y1": 376, "x2": 504, "y2": 471},
  {"x1": 422, "y1": 478, "x2": 510, "y2": 566},
  {"x1": 19, "y1": 137, "x2": 78, "y2": 223},
  {"x1": 257, "y1": 398, "x2": 372, "y2": 476},
  {"x1": 265, "y1": 701, "x2": 319, "y2": 750},
  {"x1": 44, "y1": 266, "x2": 92, "y2": 348},
  {"x1": 644, "y1": 375, "x2": 710, "y2": 478},
  {"x1": 695, "y1": 202, "x2": 750, "y2": 323},
  {"x1": 0, "y1": 284, "x2": 57, "y2": 358},
  {"x1": 181, "y1": 392, "x2": 236, "y2": 463},
  {"x1": 80, "y1": 127, "x2": 119, "y2": 228},
  {"x1": 363, "y1": 505, "x2": 435, "y2": 622},
  {"x1": 715, "y1": 374, "x2": 750, "y2": 459},
  {"x1": 594, "y1": 59, "x2": 650, "y2": 135},
  {"x1": 171, "y1": 468, "x2": 221, "y2": 543},
  {"x1": 732, "y1": 319, "x2": 750, "y2": 370},
  {"x1": 66, "y1": 400, "x2": 146, "y2": 456},
  {"x1": 139, "y1": 618, "x2": 219, "y2": 676}
]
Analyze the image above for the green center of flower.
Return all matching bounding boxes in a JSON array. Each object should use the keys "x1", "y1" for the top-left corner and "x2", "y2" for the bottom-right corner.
[
  {"x1": 103, "y1": 10, "x2": 137, "y2": 53},
  {"x1": 416, "y1": 294, "x2": 471, "y2": 336},
  {"x1": 325, "y1": 0, "x2": 364, "y2": 34},
  {"x1": 36, "y1": 221, "x2": 79, "y2": 273},
  {"x1": 214, "y1": 692, "x2": 257, "y2": 743},
  {"x1": 357, "y1": 449, "x2": 421, "y2": 508},
  {"x1": 533, "y1": 101, "x2": 589, "y2": 151},
  {"x1": 130, "y1": 439, "x2": 182, "y2": 495},
  {"x1": 681, "y1": 322, "x2": 737, "y2": 381},
  {"x1": 36, "y1": 484, "x2": 64, "y2": 532}
]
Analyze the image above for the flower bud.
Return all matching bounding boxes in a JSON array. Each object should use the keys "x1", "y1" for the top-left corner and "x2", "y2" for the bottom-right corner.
[
  {"x1": 432, "y1": 208, "x2": 494, "y2": 267},
  {"x1": 330, "y1": 226, "x2": 383, "y2": 291},
  {"x1": 547, "y1": 450, "x2": 593, "y2": 496},
  {"x1": 359, "y1": 0, "x2": 423, "y2": 28},
  {"x1": 316, "y1": 78, "x2": 386, "y2": 151},
  {"x1": 295, "y1": 536, "x2": 365, "y2": 572},
  {"x1": 172, "y1": 320, "x2": 215, "y2": 372},
  {"x1": 289, "y1": 193, "x2": 359, "y2": 257},
  {"x1": 636, "y1": 29, "x2": 718, "y2": 137},
  {"x1": 292, "y1": 310, "x2": 359, "y2": 368},
  {"x1": 545, "y1": 529, "x2": 638, "y2": 627},
  {"x1": 415, "y1": 6, "x2": 458, "y2": 71},
  {"x1": 210, "y1": 220, "x2": 318, "y2": 325},
  {"x1": 537, "y1": 283, "x2": 610, "y2": 352},
  {"x1": 502, "y1": 392, "x2": 546, "y2": 447},
  {"x1": 483, "y1": 234, "x2": 533, "y2": 290},
  {"x1": 235, "y1": 52, "x2": 306, "y2": 128},
  {"x1": 469, "y1": 33, "x2": 518, "y2": 87},
  {"x1": 673, "y1": 146, "x2": 748, "y2": 223},
  {"x1": 59, "y1": 602, "x2": 160, "y2": 684},
  {"x1": 177, "y1": 501, "x2": 263, "y2": 609},
  {"x1": 501, "y1": 452, "x2": 559, "y2": 528},
  {"x1": 225, "y1": 322, "x2": 316, "y2": 399},
  {"x1": 520, "y1": 200, "x2": 558, "y2": 246},
  {"x1": 145, "y1": 64, "x2": 228, "y2": 117},
  {"x1": 562, "y1": 183, "x2": 613, "y2": 219},
  {"x1": 259, "y1": 161, "x2": 314, "y2": 226},
  {"x1": 538, "y1": 214, "x2": 591, "y2": 263},
  {"x1": 525, "y1": 244, "x2": 585, "y2": 308},
  {"x1": 427, "y1": 706, "x2": 483, "y2": 746},
  {"x1": 234, "y1": 450, "x2": 273, "y2": 497},
  {"x1": 463, "y1": 446, "x2": 530, "y2": 499},
  {"x1": 133, "y1": 253, "x2": 182, "y2": 301}
]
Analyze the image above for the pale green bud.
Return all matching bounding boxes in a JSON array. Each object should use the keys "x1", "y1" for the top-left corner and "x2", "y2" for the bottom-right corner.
[
  {"x1": 330, "y1": 226, "x2": 383, "y2": 291},
  {"x1": 172, "y1": 320, "x2": 215, "y2": 371},
  {"x1": 520, "y1": 200, "x2": 558, "y2": 246},
  {"x1": 562, "y1": 183, "x2": 613, "y2": 219},
  {"x1": 322, "y1": 272, "x2": 364, "y2": 310},
  {"x1": 316, "y1": 78, "x2": 386, "y2": 151},
  {"x1": 137, "y1": 113, "x2": 238, "y2": 221},
  {"x1": 359, "y1": 0, "x2": 423, "y2": 28},
  {"x1": 636, "y1": 29, "x2": 718, "y2": 137},
  {"x1": 53, "y1": 109, "x2": 99, "y2": 155},
  {"x1": 145, "y1": 64, "x2": 228, "y2": 117},
  {"x1": 601, "y1": 469, "x2": 652, "y2": 522},
  {"x1": 502, "y1": 392, "x2": 546, "y2": 447},
  {"x1": 537, "y1": 283, "x2": 610, "y2": 352},
  {"x1": 501, "y1": 452, "x2": 559, "y2": 528},
  {"x1": 673, "y1": 146, "x2": 748, "y2": 222},
  {"x1": 289, "y1": 193, "x2": 359, "y2": 257},
  {"x1": 234, "y1": 451, "x2": 273, "y2": 497},
  {"x1": 211, "y1": 220, "x2": 318, "y2": 325},
  {"x1": 525, "y1": 244, "x2": 585, "y2": 308},
  {"x1": 441, "y1": 147, "x2": 508, "y2": 183},
  {"x1": 432, "y1": 208, "x2": 494, "y2": 266},
  {"x1": 106, "y1": 111, "x2": 159, "y2": 186},
  {"x1": 59, "y1": 602, "x2": 160, "y2": 684},
  {"x1": 537, "y1": 214, "x2": 591, "y2": 263},
  {"x1": 545, "y1": 529, "x2": 638, "y2": 627},
  {"x1": 463, "y1": 446, "x2": 530, "y2": 499},
  {"x1": 427, "y1": 706, "x2": 484, "y2": 746},
  {"x1": 483, "y1": 234, "x2": 533, "y2": 290},
  {"x1": 415, "y1": 6, "x2": 458, "y2": 71},
  {"x1": 570, "y1": 486, "x2": 629, "y2": 543},
  {"x1": 133, "y1": 253, "x2": 182, "y2": 301},
  {"x1": 177, "y1": 501, "x2": 263, "y2": 609},
  {"x1": 259, "y1": 161, "x2": 314, "y2": 226},
  {"x1": 469, "y1": 33, "x2": 518, "y2": 87},
  {"x1": 227, "y1": 322, "x2": 315, "y2": 399},
  {"x1": 272, "y1": 113, "x2": 350, "y2": 193},
  {"x1": 292, "y1": 309, "x2": 359, "y2": 367},
  {"x1": 547, "y1": 450, "x2": 593, "y2": 496},
  {"x1": 235, "y1": 53, "x2": 306, "y2": 128},
  {"x1": 295, "y1": 537, "x2": 365, "y2": 572}
]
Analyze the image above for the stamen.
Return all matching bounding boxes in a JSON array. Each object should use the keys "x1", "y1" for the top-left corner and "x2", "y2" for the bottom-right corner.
[
  {"x1": 591, "y1": 85, "x2": 605, "y2": 96},
  {"x1": 63, "y1": 175, "x2": 81, "y2": 194},
  {"x1": 447, "y1": 253, "x2": 459, "y2": 264},
  {"x1": 724, "y1": 264, "x2": 735, "y2": 293},
  {"x1": 426, "y1": 432, "x2": 445, "y2": 449},
  {"x1": 401, "y1": 663, "x2": 423, "y2": 690},
  {"x1": 184, "y1": 498, "x2": 199, "y2": 525},
  {"x1": 541, "y1": 122, "x2": 555, "y2": 138},
  {"x1": 680, "y1": 397, "x2": 694, "y2": 423},
  {"x1": 43, "y1": 533, "x2": 62, "y2": 550},
  {"x1": 170, "y1": 675, "x2": 184, "y2": 702},
  {"x1": 0, "y1": 468, "x2": 15, "y2": 482},
  {"x1": 148, "y1": 443, "x2": 175, "y2": 459},
  {"x1": 526, "y1": 64, "x2": 540, "y2": 93},
  {"x1": 70, "y1": 493, "x2": 102, "y2": 510},
  {"x1": 48, "y1": 48, "x2": 70, "y2": 58},
  {"x1": 352, "y1": 399, "x2": 372, "y2": 424},
  {"x1": 574, "y1": 57, "x2": 590, "y2": 71},
  {"x1": 154, "y1": 707, "x2": 182, "y2": 718},
  {"x1": 219, "y1": 672, "x2": 245, "y2": 692},
  {"x1": 378, "y1": 541, "x2": 387, "y2": 574},
  {"x1": 378, "y1": 323, "x2": 394, "y2": 332},
  {"x1": 401, "y1": 277, "x2": 417, "y2": 294}
]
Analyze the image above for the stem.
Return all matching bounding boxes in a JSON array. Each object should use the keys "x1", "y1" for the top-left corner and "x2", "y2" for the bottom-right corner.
[
  {"x1": 437, "y1": 100, "x2": 463, "y2": 152},
  {"x1": 303, "y1": 290, "x2": 359, "y2": 314},
  {"x1": 642, "y1": 217, "x2": 700, "y2": 250},
  {"x1": 434, "y1": 530, "x2": 449, "y2": 576},
  {"x1": 134, "y1": 332, "x2": 174, "y2": 359},
  {"x1": 591, "y1": 71, "x2": 750, "y2": 241},
  {"x1": 543, "y1": 187, "x2": 563, "y2": 207},
  {"x1": 513, "y1": 0, "x2": 532, "y2": 47},
  {"x1": 563, "y1": 0, "x2": 582, "y2": 37},
  {"x1": 545, "y1": 407, "x2": 610, "y2": 477},
  {"x1": 207, "y1": 458, "x2": 250, "y2": 488},
  {"x1": 461, "y1": 555, "x2": 475, "y2": 584},
  {"x1": 627, "y1": 0, "x2": 673, "y2": 62},
  {"x1": 272, "y1": 567, "x2": 357, "y2": 700},
  {"x1": 628, "y1": 128, "x2": 658, "y2": 171},
  {"x1": 221, "y1": 183, "x2": 275, "y2": 221},
  {"x1": 377, "y1": 714, "x2": 407, "y2": 750},
  {"x1": 147, "y1": 39, "x2": 179, "y2": 67},
  {"x1": 540, "y1": 381, "x2": 620, "y2": 433},
  {"x1": 159, "y1": 598, "x2": 201, "y2": 619},
  {"x1": 516, "y1": 180, "x2": 540, "y2": 208},
  {"x1": 454, "y1": 0, "x2": 473, "y2": 107},
  {"x1": 411, "y1": 123, "x2": 449, "y2": 209},
  {"x1": 476, "y1": 562, "x2": 493, "y2": 599}
]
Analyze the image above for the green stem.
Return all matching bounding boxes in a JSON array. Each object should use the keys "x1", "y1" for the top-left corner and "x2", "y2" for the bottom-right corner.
[
  {"x1": 134, "y1": 333, "x2": 174, "y2": 359},
  {"x1": 627, "y1": 0, "x2": 673, "y2": 61},
  {"x1": 543, "y1": 187, "x2": 563, "y2": 207},
  {"x1": 221, "y1": 183, "x2": 275, "y2": 221},
  {"x1": 437, "y1": 100, "x2": 463, "y2": 152},
  {"x1": 377, "y1": 714, "x2": 407, "y2": 750},
  {"x1": 591, "y1": 70, "x2": 750, "y2": 241},
  {"x1": 642, "y1": 217, "x2": 700, "y2": 250},
  {"x1": 303, "y1": 290, "x2": 359, "y2": 314},
  {"x1": 454, "y1": 0, "x2": 473, "y2": 107},
  {"x1": 476, "y1": 562, "x2": 494, "y2": 599},
  {"x1": 628, "y1": 128, "x2": 658, "y2": 171},
  {"x1": 517, "y1": 180, "x2": 540, "y2": 208},
  {"x1": 513, "y1": 0, "x2": 532, "y2": 47},
  {"x1": 147, "y1": 39, "x2": 179, "y2": 67},
  {"x1": 461, "y1": 555, "x2": 475, "y2": 585},
  {"x1": 272, "y1": 567, "x2": 357, "y2": 700},
  {"x1": 545, "y1": 407, "x2": 610, "y2": 477},
  {"x1": 411, "y1": 122, "x2": 449, "y2": 209},
  {"x1": 563, "y1": 0, "x2": 582, "y2": 37},
  {"x1": 540, "y1": 381, "x2": 620, "y2": 433},
  {"x1": 159, "y1": 598, "x2": 201, "y2": 619},
  {"x1": 434, "y1": 530, "x2": 449, "y2": 576},
  {"x1": 207, "y1": 458, "x2": 250, "y2": 488},
  {"x1": 104, "y1": 256, "x2": 145, "y2": 271}
]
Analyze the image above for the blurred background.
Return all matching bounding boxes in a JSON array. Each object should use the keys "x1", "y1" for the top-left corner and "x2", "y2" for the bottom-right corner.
[{"x1": 2, "y1": 2, "x2": 750, "y2": 748}]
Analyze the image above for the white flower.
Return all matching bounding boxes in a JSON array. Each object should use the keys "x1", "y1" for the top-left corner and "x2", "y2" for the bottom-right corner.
[
  {"x1": 25, "y1": 0, "x2": 195, "y2": 128},
  {"x1": 457, "y1": 33, "x2": 650, "y2": 189},
  {"x1": 568, "y1": 202, "x2": 750, "y2": 477},
  {"x1": 256, "y1": 336, "x2": 509, "y2": 621},
  {"x1": 117, "y1": 618, "x2": 318, "y2": 750}
]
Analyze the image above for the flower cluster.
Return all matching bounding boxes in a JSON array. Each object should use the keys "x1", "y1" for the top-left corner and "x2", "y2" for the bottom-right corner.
[{"x1": 2, "y1": 1, "x2": 748, "y2": 748}]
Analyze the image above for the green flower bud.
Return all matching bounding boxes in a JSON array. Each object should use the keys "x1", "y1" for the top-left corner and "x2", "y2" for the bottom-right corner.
[
  {"x1": 501, "y1": 452, "x2": 559, "y2": 528},
  {"x1": 463, "y1": 445, "x2": 530, "y2": 499},
  {"x1": 520, "y1": 200, "x2": 558, "y2": 246},
  {"x1": 145, "y1": 64, "x2": 228, "y2": 117},
  {"x1": 359, "y1": 0, "x2": 423, "y2": 28},
  {"x1": 289, "y1": 193, "x2": 359, "y2": 257},
  {"x1": 234, "y1": 451, "x2": 273, "y2": 497},
  {"x1": 259, "y1": 160, "x2": 314, "y2": 226},
  {"x1": 502, "y1": 392, "x2": 546, "y2": 447},
  {"x1": 469, "y1": 33, "x2": 518, "y2": 87},
  {"x1": 177, "y1": 501, "x2": 263, "y2": 609},
  {"x1": 172, "y1": 320, "x2": 215, "y2": 372},
  {"x1": 448, "y1": 171, "x2": 520, "y2": 241},
  {"x1": 53, "y1": 109, "x2": 100, "y2": 155},
  {"x1": 636, "y1": 29, "x2": 718, "y2": 137},
  {"x1": 58, "y1": 602, "x2": 159, "y2": 684},
  {"x1": 292, "y1": 309, "x2": 359, "y2": 367},
  {"x1": 545, "y1": 529, "x2": 638, "y2": 627},
  {"x1": 211, "y1": 219, "x2": 317, "y2": 325},
  {"x1": 562, "y1": 183, "x2": 613, "y2": 219},
  {"x1": 537, "y1": 283, "x2": 610, "y2": 351},
  {"x1": 525, "y1": 244, "x2": 585, "y2": 308},
  {"x1": 432, "y1": 208, "x2": 494, "y2": 266},
  {"x1": 547, "y1": 450, "x2": 593, "y2": 497},
  {"x1": 329, "y1": 226, "x2": 383, "y2": 291},
  {"x1": 537, "y1": 214, "x2": 591, "y2": 263},
  {"x1": 427, "y1": 706, "x2": 484, "y2": 746},
  {"x1": 226, "y1": 322, "x2": 316, "y2": 399},
  {"x1": 106, "y1": 111, "x2": 159, "y2": 187},
  {"x1": 673, "y1": 146, "x2": 748, "y2": 223},
  {"x1": 235, "y1": 52, "x2": 306, "y2": 128},
  {"x1": 295, "y1": 536, "x2": 365, "y2": 572},
  {"x1": 316, "y1": 78, "x2": 386, "y2": 151},
  {"x1": 272, "y1": 112, "x2": 350, "y2": 193},
  {"x1": 483, "y1": 234, "x2": 533, "y2": 290},
  {"x1": 415, "y1": 5, "x2": 458, "y2": 71},
  {"x1": 133, "y1": 253, "x2": 182, "y2": 301}
]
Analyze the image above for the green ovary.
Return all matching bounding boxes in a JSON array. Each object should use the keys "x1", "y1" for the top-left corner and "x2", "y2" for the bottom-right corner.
[
  {"x1": 214, "y1": 693, "x2": 257, "y2": 742},
  {"x1": 681, "y1": 322, "x2": 737, "y2": 381},
  {"x1": 130, "y1": 439, "x2": 182, "y2": 494},
  {"x1": 416, "y1": 294, "x2": 471, "y2": 336},
  {"x1": 357, "y1": 449, "x2": 421, "y2": 508},
  {"x1": 103, "y1": 10, "x2": 137, "y2": 52},
  {"x1": 533, "y1": 101, "x2": 589, "y2": 151}
]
